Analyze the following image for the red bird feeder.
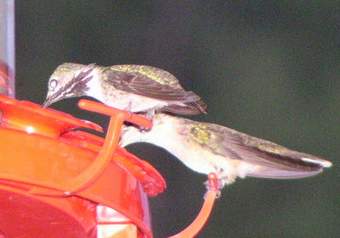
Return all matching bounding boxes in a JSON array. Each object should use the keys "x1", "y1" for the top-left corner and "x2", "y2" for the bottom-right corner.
[
  {"x1": 0, "y1": 95, "x2": 218, "y2": 237},
  {"x1": 0, "y1": 95, "x2": 166, "y2": 238}
]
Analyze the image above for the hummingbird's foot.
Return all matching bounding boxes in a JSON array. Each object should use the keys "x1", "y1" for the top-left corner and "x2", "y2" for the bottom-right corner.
[
  {"x1": 214, "y1": 166, "x2": 237, "y2": 186},
  {"x1": 220, "y1": 174, "x2": 236, "y2": 186},
  {"x1": 204, "y1": 172, "x2": 224, "y2": 198},
  {"x1": 203, "y1": 169, "x2": 236, "y2": 197}
]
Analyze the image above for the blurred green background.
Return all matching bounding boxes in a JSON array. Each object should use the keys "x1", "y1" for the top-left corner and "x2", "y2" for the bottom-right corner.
[{"x1": 16, "y1": 1, "x2": 339, "y2": 237}]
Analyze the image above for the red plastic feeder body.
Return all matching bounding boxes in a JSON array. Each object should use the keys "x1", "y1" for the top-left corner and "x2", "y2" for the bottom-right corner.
[{"x1": 0, "y1": 95, "x2": 166, "y2": 238}]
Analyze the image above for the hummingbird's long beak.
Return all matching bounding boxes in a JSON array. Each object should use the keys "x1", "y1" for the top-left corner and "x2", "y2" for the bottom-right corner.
[
  {"x1": 43, "y1": 92, "x2": 63, "y2": 107},
  {"x1": 43, "y1": 100, "x2": 51, "y2": 107},
  {"x1": 43, "y1": 97, "x2": 54, "y2": 107}
]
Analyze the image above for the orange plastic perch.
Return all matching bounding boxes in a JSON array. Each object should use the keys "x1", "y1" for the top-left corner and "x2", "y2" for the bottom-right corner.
[
  {"x1": 78, "y1": 99, "x2": 152, "y2": 130},
  {"x1": 65, "y1": 99, "x2": 153, "y2": 194},
  {"x1": 169, "y1": 173, "x2": 219, "y2": 238}
]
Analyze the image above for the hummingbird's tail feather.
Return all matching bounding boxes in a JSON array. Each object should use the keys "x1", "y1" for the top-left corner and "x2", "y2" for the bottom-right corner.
[
  {"x1": 243, "y1": 152, "x2": 332, "y2": 179},
  {"x1": 162, "y1": 99, "x2": 207, "y2": 115},
  {"x1": 222, "y1": 128, "x2": 333, "y2": 179},
  {"x1": 247, "y1": 166, "x2": 324, "y2": 179}
]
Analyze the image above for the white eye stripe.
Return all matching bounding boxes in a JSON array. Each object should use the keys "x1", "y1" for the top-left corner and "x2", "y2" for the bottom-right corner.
[{"x1": 49, "y1": 79, "x2": 58, "y2": 90}]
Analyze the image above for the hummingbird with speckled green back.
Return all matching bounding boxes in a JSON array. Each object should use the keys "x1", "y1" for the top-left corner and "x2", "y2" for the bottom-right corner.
[
  {"x1": 43, "y1": 63, "x2": 207, "y2": 115},
  {"x1": 120, "y1": 113, "x2": 332, "y2": 189}
]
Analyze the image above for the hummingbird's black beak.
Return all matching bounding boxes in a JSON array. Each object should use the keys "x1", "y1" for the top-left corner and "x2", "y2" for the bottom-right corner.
[
  {"x1": 43, "y1": 98, "x2": 52, "y2": 107},
  {"x1": 43, "y1": 92, "x2": 62, "y2": 107}
]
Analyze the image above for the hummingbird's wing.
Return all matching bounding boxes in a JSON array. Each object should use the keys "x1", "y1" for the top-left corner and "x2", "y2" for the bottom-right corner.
[
  {"x1": 187, "y1": 122, "x2": 331, "y2": 179},
  {"x1": 103, "y1": 65, "x2": 201, "y2": 102},
  {"x1": 161, "y1": 100, "x2": 207, "y2": 115}
]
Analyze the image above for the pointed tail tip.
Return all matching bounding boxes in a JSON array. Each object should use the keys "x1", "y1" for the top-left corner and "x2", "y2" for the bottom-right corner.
[
  {"x1": 301, "y1": 157, "x2": 333, "y2": 168},
  {"x1": 320, "y1": 160, "x2": 333, "y2": 168},
  {"x1": 322, "y1": 160, "x2": 333, "y2": 168}
]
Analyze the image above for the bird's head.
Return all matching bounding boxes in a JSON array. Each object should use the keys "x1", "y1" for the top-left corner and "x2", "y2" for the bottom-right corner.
[{"x1": 43, "y1": 63, "x2": 96, "y2": 107}]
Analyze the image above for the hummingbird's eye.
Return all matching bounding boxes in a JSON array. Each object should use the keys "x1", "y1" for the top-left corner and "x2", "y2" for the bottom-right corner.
[{"x1": 49, "y1": 79, "x2": 58, "y2": 91}]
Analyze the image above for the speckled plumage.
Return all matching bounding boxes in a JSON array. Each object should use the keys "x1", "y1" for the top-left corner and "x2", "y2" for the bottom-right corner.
[{"x1": 105, "y1": 65, "x2": 182, "y2": 87}]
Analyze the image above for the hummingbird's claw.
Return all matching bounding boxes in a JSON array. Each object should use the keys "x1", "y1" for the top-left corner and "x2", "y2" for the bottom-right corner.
[{"x1": 204, "y1": 173, "x2": 223, "y2": 198}]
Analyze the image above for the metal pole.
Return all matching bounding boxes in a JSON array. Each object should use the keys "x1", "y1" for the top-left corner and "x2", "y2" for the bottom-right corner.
[{"x1": 0, "y1": 0, "x2": 15, "y2": 97}]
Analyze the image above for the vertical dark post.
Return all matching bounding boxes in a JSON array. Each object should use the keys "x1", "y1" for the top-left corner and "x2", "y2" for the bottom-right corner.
[{"x1": 0, "y1": 0, "x2": 15, "y2": 97}]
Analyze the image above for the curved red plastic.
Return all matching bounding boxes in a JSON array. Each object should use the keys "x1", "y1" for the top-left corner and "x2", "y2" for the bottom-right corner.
[
  {"x1": 62, "y1": 130, "x2": 166, "y2": 197},
  {"x1": 65, "y1": 99, "x2": 153, "y2": 195},
  {"x1": 30, "y1": 113, "x2": 125, "y2": 196},
  {"x1": 169, "y1": 173, "x2": 219, "y2": 238}
]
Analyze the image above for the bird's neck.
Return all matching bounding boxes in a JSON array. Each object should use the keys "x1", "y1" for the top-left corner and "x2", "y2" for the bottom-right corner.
[
  {"x1": 85, "y1": 68, "x2": 105, "y2": 100},
  {"x1": 140, "y1": 121, "x2": 182, "y2": 155}
]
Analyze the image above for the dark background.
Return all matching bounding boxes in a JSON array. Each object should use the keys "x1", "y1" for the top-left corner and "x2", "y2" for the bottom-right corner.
[{"x1": 16, "y1": 1, "x2": 339, "y2": 237}]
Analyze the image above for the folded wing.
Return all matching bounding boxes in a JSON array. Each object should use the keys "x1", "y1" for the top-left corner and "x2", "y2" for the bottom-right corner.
[{"x1": 195, "y1": 123, "x2": 332, "y2": 179}]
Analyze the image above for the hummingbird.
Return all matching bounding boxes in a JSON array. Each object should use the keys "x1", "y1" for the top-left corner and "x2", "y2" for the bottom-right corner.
[
  {"x1": 43, "y1": 63, "x2": 207, "y2": 115},
  {"x1": 120, "y1": 113, "x2": 332, "y2": 189}
]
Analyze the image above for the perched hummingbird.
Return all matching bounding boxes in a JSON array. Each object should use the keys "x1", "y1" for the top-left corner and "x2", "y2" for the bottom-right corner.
[
  {"x1": 44, "y1": 63, "x2": 207, "y2": 115},
  {"x1": 120, "y1": 113, "x2": 332, "y2": 189}
]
